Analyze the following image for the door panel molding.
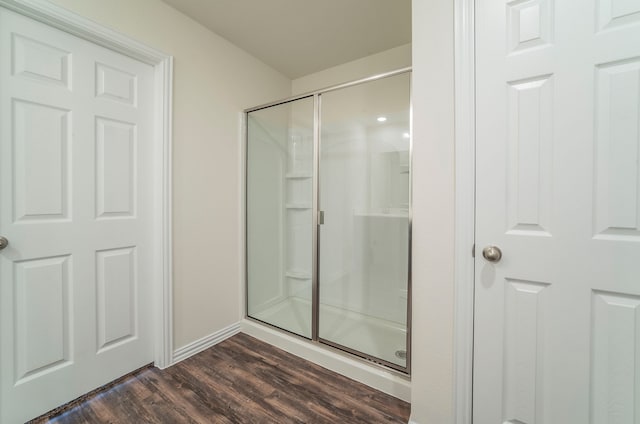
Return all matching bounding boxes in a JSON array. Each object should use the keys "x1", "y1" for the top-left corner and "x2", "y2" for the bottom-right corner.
[
  {"x1": 453, "y1": 0, "x2": 475, "y2": 423},
  {"x1": 0, "y1": 0, "x2": 174, "y2": 369},
  {"x1": 472, "y1": 0, "x2": 640, "y2": 421}
]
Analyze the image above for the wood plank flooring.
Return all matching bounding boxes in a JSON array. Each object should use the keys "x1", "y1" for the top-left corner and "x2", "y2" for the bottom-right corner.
[{"x1": 32, "y1": 333, "x2": 410, "y2": 423}]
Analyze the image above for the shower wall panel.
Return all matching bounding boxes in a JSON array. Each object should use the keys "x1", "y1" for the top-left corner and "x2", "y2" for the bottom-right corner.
[
  {"x1": 318, "y1": 72, "x2": 411, "y2": 368},
  {"x1": 319, "y1": 74, "x2": 410, "y2": 326}
]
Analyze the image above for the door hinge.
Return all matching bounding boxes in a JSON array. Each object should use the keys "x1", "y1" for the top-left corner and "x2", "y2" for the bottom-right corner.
[
  {"x1": 318, "y1": 210, "x2": 324, "y2": 225},
  {"x1": 472, "y1": 244, "x2": 475, "y2": 258}
]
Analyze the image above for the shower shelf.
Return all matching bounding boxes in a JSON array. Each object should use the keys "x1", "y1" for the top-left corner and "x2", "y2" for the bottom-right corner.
[
  {"x1": 285, "y1": 172, "x2": 312, "y2": 179},
  {"x1": 285, "y1": 270, "x2": 311, "y2": 280},
  {"x1": 354, "y1": 211, "x2": 408, "y2": 218},
  {"x1": 285, "y1": 204, "x2": 311, "y2": 209}
]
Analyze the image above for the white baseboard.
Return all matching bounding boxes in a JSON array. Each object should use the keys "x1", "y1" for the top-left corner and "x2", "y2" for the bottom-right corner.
[
  {"x1": 241, "y1": 319, "x2": 411, "y2": 402},
  {"x1": 172, "y1": 322, "x2": 241, "y2": 364}
]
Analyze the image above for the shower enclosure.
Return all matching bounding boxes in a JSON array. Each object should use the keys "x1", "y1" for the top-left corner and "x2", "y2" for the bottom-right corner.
[{"x1": 245, "y1": 70, "x2": 411, "y2": 372}]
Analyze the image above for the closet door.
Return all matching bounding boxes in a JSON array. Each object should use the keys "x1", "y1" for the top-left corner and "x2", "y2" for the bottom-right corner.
[{"x1": 474, "y1": 0, "x2": 640, "y2": 422}]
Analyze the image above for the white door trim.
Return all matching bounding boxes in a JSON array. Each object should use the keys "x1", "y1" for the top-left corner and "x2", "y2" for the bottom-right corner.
[
  {"x1": 0, "y1": 0, "x2": 174, "y2": 369},
  {"x1": 453, "y1": 0, "x2": 475, "y2": 423}
]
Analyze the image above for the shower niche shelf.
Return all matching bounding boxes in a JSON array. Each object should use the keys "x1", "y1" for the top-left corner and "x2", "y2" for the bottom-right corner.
[
  {"x1": 285, "y1": 204, "x2": 311, "y2": 210},
  {"x1": 284, "y1": 130, "x2": 313, "y2": 306},
  {"x1": 355, "y1": 210, "x2": 409, "y2": 219},
  {"x1": 285, "y1": 172, "x2": 312, "y2": 179},
  {"x1": 285, "y1": 270, "x2": 311, "y2": 280}
]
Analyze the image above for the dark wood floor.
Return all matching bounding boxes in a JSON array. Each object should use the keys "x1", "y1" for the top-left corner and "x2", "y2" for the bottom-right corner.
[{"x1": 33, "y1": 333, "x2": 410, "y2": 423}]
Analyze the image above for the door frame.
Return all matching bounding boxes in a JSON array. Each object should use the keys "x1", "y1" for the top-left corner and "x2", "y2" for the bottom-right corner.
[
  {"x1": 453, "y1": 0, "x2": 475, "y2": 423},
  {"x1": 0, "y1": 0, "x2": 174, "y2": 368}
]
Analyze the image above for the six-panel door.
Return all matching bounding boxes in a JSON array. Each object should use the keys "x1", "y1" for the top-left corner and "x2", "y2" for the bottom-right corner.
[
  {"x1": 0, "y1": 8, "x2": 155, "y2": 423},
  {"x1": 475, "y1": 0, "x2": 640, "y2": 422}
]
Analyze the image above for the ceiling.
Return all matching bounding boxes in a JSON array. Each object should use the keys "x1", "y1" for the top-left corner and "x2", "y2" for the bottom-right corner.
[{"x1": 160, "y1": 0, "x2": 411, "y2": 79}]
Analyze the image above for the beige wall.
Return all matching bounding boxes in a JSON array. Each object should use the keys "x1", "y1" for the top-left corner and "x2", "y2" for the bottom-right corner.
[
  {"x1": 410, "y1": 0, "x2": 456, "y2": 423},
  {"x1": 47, "y1": 0, "x2": 292, "y2": 349},
  {"x1": 292, "y1": 43, "x2": 411, "y2": 94}
]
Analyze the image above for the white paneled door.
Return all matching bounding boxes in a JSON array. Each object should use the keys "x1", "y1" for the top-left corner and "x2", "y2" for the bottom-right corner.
[
  {"x1": 474, "y1": 0, "x2": 640, "y2": 423},
  {"x1": 0, "y1": 8, "x2": 155, "y2": 423}
]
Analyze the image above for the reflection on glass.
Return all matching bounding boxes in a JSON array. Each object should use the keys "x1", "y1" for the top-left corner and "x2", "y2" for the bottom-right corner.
[
  {"x1": 318, "y1": 73, "x2": 411, "y2": 368},
  {"x1": 246, "y1": 97, "x2": 314, "y2": 338}
]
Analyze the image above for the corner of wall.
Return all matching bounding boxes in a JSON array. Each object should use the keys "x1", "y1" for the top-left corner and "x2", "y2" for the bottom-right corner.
[
  {"x1": 410, "y1": 0, "x2": 456, "y2": 422},
  {"x1": 172, "y1": 322, "x2": 241, "y2": 365}
]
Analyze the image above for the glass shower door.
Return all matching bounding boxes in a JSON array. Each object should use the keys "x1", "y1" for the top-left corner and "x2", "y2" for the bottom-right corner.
[
  {"x1": 318, "y1": 73, "x2": 411, "y2": 369},
  {"x1": 246, "y1": 97, "x2": 314, "y2": 338}
]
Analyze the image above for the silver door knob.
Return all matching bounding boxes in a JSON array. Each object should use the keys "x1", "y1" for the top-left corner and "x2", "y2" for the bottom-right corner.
[
  {"x1": 482, "y1": 245, "x2": 502, "y2": 262},
  {"x1": 0, "y1": 236, "x2": 8, "y2": 250}
]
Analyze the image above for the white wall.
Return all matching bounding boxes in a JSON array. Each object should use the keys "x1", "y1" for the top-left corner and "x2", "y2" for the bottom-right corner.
[
  {"x1": 410, "y1": 0, "x2": 456, "y2": 423},
  {"x1": 47, "y1": 0, "x2": 292, "y2": 350},
  {"x1": 292, "y1": 43, "x2": 411, "y2": 95}
]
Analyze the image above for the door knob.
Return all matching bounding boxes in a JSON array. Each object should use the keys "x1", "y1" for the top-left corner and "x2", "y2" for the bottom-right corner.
[
  {"x1": 482, "y1": 245, "x2": 502, "y2": 263},
  {"x1": 0, "y1": 236, "x2": 8, "y2": 250}
]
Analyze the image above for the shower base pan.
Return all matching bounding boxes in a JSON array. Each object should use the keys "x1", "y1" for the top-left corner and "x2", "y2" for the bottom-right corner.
[{"x1": 251, "y1": 297, "x2": 407, "y2": 368}]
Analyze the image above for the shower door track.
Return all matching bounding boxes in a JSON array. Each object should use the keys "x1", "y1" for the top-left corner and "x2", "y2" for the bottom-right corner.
[
  {"x1": 244, "y1": 67, "x2": 413, "y2": 375},
  {"x1": 244, "y1": 67, "x2": 411, "y2": 113}
]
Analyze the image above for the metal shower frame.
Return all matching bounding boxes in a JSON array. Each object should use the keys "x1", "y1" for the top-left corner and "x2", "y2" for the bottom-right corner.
[{"x1": 244, "y1": 67, "x2": 413, "y2": 374}]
